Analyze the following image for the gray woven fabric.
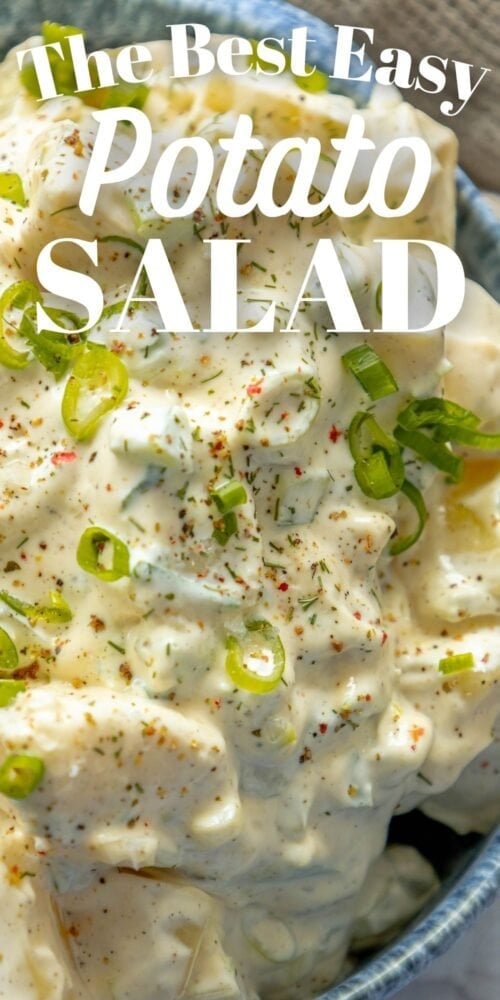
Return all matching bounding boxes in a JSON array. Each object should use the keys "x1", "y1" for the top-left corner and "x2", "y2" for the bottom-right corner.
[{"x1": 289, "y1": 0, "x2": 499, "y2": 191}]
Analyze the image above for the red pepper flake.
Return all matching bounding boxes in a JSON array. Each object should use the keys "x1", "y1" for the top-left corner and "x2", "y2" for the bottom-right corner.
[
  {"x1": 278, "y1": 582, "x2": 289, "y2": 592},
  {"x1": 381, "y1": 630, "x2": 388, "y2": 646},
  {"x1": 51, "y1": 450, "x2": 78, "y2": 466},
  {"x1": 353, "y1": 611, "x2": 362, "y2": 620},
  {"x1": 319, "y1": 723, "x2": 328, "y2": 734},
  {"x1": 410, "y1": 725, "x2": 425, "y2": 743},
  {"x1": 294, "y1": 466, "x2": 303, "y2": 477},
  {"x1": 329, "y1": 425, "x2": 343, "y2": 443},
  {"x1": 246, "y1": 382, "x2": 263, "y2": 396},
  {"x1": 211, "y1": 438, "x2": 225, "y2": 455}
]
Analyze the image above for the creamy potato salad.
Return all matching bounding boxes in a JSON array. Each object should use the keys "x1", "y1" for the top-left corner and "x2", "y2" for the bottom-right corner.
[{"x1": 0, "y1": 27, "x2": 498, "y2": 1000}]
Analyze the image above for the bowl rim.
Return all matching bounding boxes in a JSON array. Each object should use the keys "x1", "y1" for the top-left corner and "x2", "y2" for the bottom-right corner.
[
  {"x1": 0, "y1": 0, "x2": 499, "y2": 996},
  {"x1": 323, "y1": 825, "x2": 500, "y2": 999}
]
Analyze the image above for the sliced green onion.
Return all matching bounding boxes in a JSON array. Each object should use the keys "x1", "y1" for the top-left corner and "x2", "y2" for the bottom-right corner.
[
  {"x1": 85, "y1": 81, "x2": 149, "y2": 111},
  {"x1": 20, "y1": 22, "x2": 81, "y2": 99},
  {"x1": 394, "y1": 425, "x2": 463, "y2": 482},
  {"x1": 20, "y1": 22, "x2": 149, "y2": 109},
  {"x1": 295, "y1": 66, "x2": 329, "y2": 93},
  {"x1": 389, "y1": 480, "x2": 428, "y2": 556},
  {"x1": 0, "y1": 754, "x2": 44, "y2": 799},
  {"x1": 347, "y1": 391, "x2": 500, "y2": 556},
  {"x1": 342, "y1": 345, "x2": 398, "y2": 400},
  {"x1": 0, "y1": 280, "x2": 40, "y2": 369},
  {"x1": 396, "y1": 397, "x2": 480, "y2": 432},
  {"x1": 0, "y1": 680, "x2": 25, "y2": 708},
  {"x1": 26, "y1": 328, "x2": 77, "y2": 380},
  {"x1": 43, "y1": 306, "x2": 85, "y2": 331},
  {"x1": 61, "y1": 342, "x2": 128, "y2": 440},
  {"x1": 0, "y1": 627, "x2": 18, "y2": 672},
  {"x1": 397, "y1": 397, "x2": 500, "y2": 451},
  {"x1": 19, "y1": 306, "x2": 81, "y2": 380},
  {"x1": 210, "y1": 480, "x2": 247, "y2": 513},
  {"x1": 0, "y1": 589, "x2": 72, "y2": 624},
  {"x1": 249, "y1": 39, "x2": 278, "y2": 74},
  {"x1": 19, "y1": 55, "x2": 43, "y2": 98},
  {"x1": 225, "y1": 620, "x2": 285, "y2": 694},
  {"x1": 348, "y1": 412, "x2": 401, "y2": 463},
  {"x1": 77, "y1": 526, "x2": 130, "y2": 581},
  {"x1": 354, "y1": 449, "x2": 402, "y2": 499},
  {"x1": 1, "y1": 590, "x2": 42, "y2": 619},
  {"x1": 0, "y1": 283, "x2": 83, "y2": 376},
  {"x1": 0, "y1": 173, "x2": 26, "y2": 207},
  {"x1": 438, "y1": 652, "x2": 475, "y2": 675},
  {"x1": 440, "y1": 424, "x2": 500, "y2": 451},
  {"x1": 212, "y1": 511, "x2": 238, "y2": 546},
  {"x1": 348, "y1": 411, "x2": 404, "y2": 499}
]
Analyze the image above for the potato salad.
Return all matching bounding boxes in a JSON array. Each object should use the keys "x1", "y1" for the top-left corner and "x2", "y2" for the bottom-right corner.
[{"x1": 0, "y1": 26, "x2": 498, "y2": 1000}]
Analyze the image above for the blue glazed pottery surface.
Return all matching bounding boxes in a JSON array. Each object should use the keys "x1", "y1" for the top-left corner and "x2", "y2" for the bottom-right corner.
[{"x1": 0, "y1": 2, "x2": 499, "y2": 997}]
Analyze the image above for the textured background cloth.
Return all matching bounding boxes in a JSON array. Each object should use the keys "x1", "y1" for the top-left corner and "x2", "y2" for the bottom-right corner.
[{"x1": 289, "y1": 0, "x2": 498, "y2": 191}]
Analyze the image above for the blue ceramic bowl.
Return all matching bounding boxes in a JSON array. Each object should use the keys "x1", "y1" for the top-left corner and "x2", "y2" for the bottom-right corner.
[{"x1": 0, "y1": 1, "x2": 499, "y2": 997}]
